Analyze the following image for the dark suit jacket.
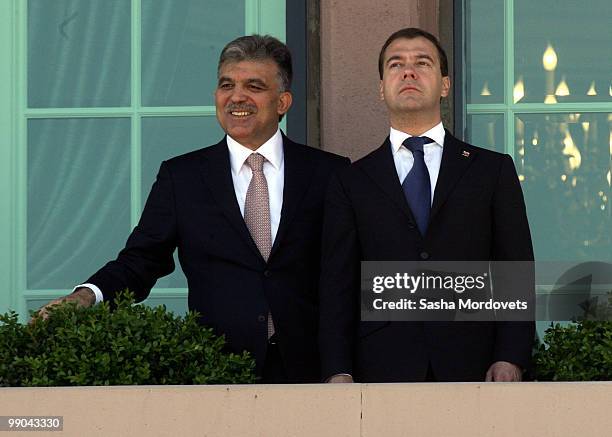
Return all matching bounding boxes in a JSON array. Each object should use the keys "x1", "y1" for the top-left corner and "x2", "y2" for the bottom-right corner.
[
  {"x1": 319, "y1": 131, "x2": 535, "y2": 382},
  {"x1": 87, "y1": 134, "x2": 349, "y2": 382}
]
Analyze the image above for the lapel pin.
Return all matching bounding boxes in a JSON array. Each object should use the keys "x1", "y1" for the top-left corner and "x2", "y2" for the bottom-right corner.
[{"x1": 462, "y1": 150, "x2": 470, "y2": 158}]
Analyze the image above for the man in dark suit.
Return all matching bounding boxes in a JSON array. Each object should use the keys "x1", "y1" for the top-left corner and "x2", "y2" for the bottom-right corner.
[
  {"x1": 36, "y1": 35, "x2": 349, "y2": 383},
  {"x1": 319, "y1": 28, "x2": 534, "y2": 383}
]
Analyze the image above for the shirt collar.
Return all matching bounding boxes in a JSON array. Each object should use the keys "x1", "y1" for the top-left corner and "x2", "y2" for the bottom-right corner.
[
  {"x1": 226, "y1": 129, "x2": 284, "y2": 173},
  {"x1": 390, "y1": 122, "x2": 446, "y2": 154}
]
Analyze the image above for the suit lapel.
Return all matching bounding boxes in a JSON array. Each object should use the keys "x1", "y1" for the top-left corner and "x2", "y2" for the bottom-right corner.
[
  {"x1": 430, "y1": 131, "x2": 477, "y2": 220},
  {"x1": 361, "y1": 138, "x2": 418, "y2": 227},
  {"x1": 198, "y1": 138, "x2": 263, "y2": 261},
  {"x1": 270, "y1": 135, "x2": 315, "y2": 257}
]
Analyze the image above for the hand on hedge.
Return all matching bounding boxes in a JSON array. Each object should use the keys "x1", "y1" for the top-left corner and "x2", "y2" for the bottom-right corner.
[
  {"x1": 31, "y1": 287, "x2": 96, "y2": 323},
  {"x1": 485, "y1": 361, "x2": 522, "y2": 382}
]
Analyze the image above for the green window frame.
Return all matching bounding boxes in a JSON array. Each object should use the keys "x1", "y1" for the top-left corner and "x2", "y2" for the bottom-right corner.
[{"x1": 463, "y1": 1, "x2": 612, "y2": 156}]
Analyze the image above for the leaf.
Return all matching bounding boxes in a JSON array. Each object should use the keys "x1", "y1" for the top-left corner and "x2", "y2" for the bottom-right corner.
[{"x1": 0, "y1": 290, "x2": 255, "y2": 386}]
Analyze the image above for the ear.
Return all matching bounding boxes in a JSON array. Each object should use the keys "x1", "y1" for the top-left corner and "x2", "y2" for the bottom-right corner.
[
  {"x1": 440, "y1": 76, "x2": 450, "y2": 98},
  {"x1": 379, "y1": 80, "x2": 385, "y2": 101},
  {"x1": 277, "y1": 91, "x2": 293, "y2": 115}
]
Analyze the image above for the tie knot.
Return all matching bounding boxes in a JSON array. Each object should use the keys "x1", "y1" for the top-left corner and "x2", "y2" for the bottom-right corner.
[
  {"x1": 246, "y1": 153, "x2": 265, "y2": 172},
  {"x1": 403, "y1": 136, "x2": 433, "y2": 154}
]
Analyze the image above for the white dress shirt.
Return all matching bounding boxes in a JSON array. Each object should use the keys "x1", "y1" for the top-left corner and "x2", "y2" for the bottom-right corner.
[
  {"x1": 78, "y1": 129, "x2": 285, "y2": 304},
  {"x1": 390, "y1": 121, "x2": 445, "y2": 204},
  {"x1": 226, "y1": 129, "x2": 284, "y2": 243}
]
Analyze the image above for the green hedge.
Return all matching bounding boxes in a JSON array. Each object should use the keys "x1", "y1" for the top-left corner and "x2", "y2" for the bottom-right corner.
[
  {"x1": 535, "y1": 320, "x2": 612, "y2": 381},
  {"x1": 0, "y1": 292, "x2": 256, "y2": 386}
]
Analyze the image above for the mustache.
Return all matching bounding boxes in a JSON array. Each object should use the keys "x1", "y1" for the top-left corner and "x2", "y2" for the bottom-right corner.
[{"x1": 226, "y1": 104, "x2": 257, "y2": 113}]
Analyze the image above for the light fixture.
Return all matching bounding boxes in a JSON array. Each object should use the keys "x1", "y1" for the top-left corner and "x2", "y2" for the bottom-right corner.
[
  {"x1": 542, "y1": 44, "x2": 558, "y2": 71},
  {"x1": 555, "y1": 76, "x2": 570, "y2": 96},
  {"x1": 562, "y1": 130, "x2": 581, "y2": 170},
  {"x1": 513, "y1": 77, "x2": 525, "y2": 103},
  {"x1": 480, "y1": 82, "x2": 492, "y2": 96},
  {"x1": 587, "y1": 81, "x2": 597, "y2": 96},
  {"x1": 544, "y1": 95, "x2": 557, "y2": 104},
  {"x1": 581, "y1": 122, "x2": 590, "y2": 133}
]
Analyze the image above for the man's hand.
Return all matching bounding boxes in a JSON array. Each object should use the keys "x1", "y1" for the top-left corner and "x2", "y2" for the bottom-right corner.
[
  {"x1": 326, "y1": 374, "x2": 354, "y2": 383},
  {"x1": 31, "y1": 287, "x2": 96, "y2": 322},
  {"x1": 485, "y1": 361, "x2": 522, "y2": 382}
]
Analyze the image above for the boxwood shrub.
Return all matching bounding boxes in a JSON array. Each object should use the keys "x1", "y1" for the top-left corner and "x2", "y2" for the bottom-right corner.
[
  {"x1": 535, "y1": 320, "x2": 612, "y2": 381},
  {"x1": 0, "y1": 292, "x2": 256, "y2": 386}
]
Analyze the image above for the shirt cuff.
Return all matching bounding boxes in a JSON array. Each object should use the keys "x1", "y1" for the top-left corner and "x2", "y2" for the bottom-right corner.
[{"x1": 73, "y1": 283, "x2": 103, "y2": 304}]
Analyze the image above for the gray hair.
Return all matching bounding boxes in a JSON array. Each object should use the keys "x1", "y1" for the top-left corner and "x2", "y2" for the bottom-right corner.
[{"x1": 218, "y1": 34, "x2": 293, "y2": 92}]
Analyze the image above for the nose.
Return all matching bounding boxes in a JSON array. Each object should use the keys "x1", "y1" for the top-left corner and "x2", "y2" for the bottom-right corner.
[
  {"x1": 229, "y1": 86, "x2": 247, "y2": 102},
  {"x1": 402, "y1": 65, "x2": 418, "y2": 80}
]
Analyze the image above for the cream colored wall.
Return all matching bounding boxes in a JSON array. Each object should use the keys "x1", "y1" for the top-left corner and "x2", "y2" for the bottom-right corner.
[
  {"x1": 320, "y1": 0, "x2": 439, "y2": 160},
  {"x1": 1, "y1": 383, "x2": 611, "y2": 436}
]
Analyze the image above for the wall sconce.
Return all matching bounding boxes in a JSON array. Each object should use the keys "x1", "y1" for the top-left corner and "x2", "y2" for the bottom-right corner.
[
  {"x1": 480, "y1": 81, "x2": 492, "y2": 96},
  {"x1": 555, "y1": 76, "x2": 570, "y2": 96},
  {"x1": 513, "y1": 77, "x2": 525, "y2": 103},
  {"x1": 542, "y1": 45, "x2": 558, "y2": 71},
  {"x1": 542, "y1": 44, "x2": 558, "y2": 104}
]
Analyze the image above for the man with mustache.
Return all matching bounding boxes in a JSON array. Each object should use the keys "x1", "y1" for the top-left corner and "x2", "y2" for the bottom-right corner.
[
  {"x1": 36, "y1": 35, "x2": 349, "y2": 383},
  {"x1": 320, "y1": 28, "x2": 534, "y2": 383}
]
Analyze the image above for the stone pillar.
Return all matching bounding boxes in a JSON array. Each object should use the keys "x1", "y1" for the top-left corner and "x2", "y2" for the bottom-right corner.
[{"x1": 320, "y1": 0, "x2": 440, "y2": 160}]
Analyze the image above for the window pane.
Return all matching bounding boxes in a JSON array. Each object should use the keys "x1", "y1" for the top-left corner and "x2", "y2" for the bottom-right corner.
[
  {"x1": 515, "y1": 0, "x2": 612, "y2": 104},
  {"x1": 141, "y1": 116, "x2": 224, "y2": 288},
  {"x1": 28, "y1": 0, "x2": 130, "y2": 108},
  {"x1": 28, "y1": 118, "x2": 131, "y2": 289},
  {"x1": 466, "y1": 113, "x2": 505, "y2": 153},
  {"x1": 141, "y1": 116, "x2": 224, "y2": 203},
  {"x1": 141, "y1": 0, "x2": 245, "y2": 107},
  {"x1": 518, "y1": 113, "x2": 611, "y2": 261},
  {"x1": 465, "y1": 0, "x2": 505, "y2": 104}
]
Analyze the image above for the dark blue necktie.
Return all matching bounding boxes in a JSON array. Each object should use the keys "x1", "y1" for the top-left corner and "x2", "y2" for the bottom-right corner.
[{"x1": 401, "y1": 136, "x2": 433, "y2": 236}]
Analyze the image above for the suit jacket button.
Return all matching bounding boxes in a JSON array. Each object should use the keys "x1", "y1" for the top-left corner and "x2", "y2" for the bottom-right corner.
[
  {"x1": 420, "y1": 251, "x2": 430, "y2": 260},
  {"x1": 263, "y1": 270, "x2": 272, "y2": 277},
  {"x1": 258, "y1": 315, "x2": 266, "y2": 322}
]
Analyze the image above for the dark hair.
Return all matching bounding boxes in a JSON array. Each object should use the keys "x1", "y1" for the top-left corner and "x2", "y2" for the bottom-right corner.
[
  {"x1": 218, "y1": 34, "x2": 293, "y2": 92},
  {"x1": 378, "y1": 28, "x2": 448, "y2": 79}
]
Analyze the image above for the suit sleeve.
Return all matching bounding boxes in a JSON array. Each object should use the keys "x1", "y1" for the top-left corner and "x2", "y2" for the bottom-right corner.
[
  {"x1": 86, "y1": 161, "x2": 177, "y2": 303},
  {"x1": 319, "y1": 171, "x2": 360, "y2": 380},
  {"x1": 491, "y1": 154, "x2": 536, "y2": 372}
]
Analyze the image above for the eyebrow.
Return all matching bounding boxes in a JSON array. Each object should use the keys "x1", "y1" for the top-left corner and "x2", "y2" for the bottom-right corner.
[
  {"x1": 385, "y1": 53, "x2": 435, "y2": 66},
  {"x1": 385, "y1": 55, "x2": 403, "y2": 66},
  {"x1": 415, "y1": 54, "x2": 435, "y2": 63},
  {"x1": 246, "y1": 78, "x2": 268, "y2": 88},
  {"x1": 217, "y1": 76, "x2": 269, "y2": 88}
]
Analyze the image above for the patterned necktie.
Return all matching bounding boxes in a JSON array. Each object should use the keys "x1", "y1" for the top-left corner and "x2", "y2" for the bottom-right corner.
[
  {"x1": 244, "y1": 153, "x2": 275, "y2": 338},
  {"x1": 401, "y1": 136, "x2": 433, "y2": 236}
]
